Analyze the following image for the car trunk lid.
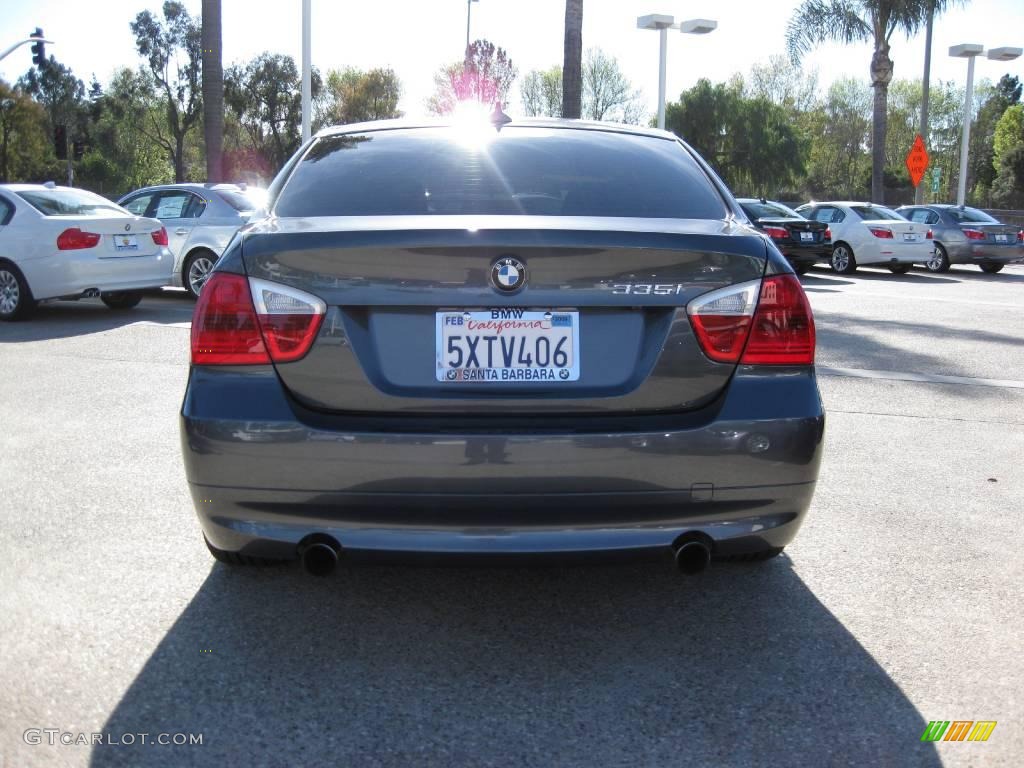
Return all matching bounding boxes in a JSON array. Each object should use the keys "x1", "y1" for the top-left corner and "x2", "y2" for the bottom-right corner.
[{"x1": 239, "y1": 216, "x2": 768, "y2": 415}]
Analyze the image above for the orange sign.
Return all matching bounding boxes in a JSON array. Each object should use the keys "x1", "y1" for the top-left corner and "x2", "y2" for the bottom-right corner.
[{"x1": 906, "y1": 134, "x2": 929, "y2": 188}]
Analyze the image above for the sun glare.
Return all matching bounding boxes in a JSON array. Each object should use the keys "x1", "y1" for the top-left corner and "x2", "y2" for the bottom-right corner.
[{"x1": 450, "y1": 101, "x2": 496, "y2": 150}]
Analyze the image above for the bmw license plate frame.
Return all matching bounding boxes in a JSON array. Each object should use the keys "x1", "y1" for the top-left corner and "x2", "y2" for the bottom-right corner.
[{"x1": 436, "y1": 309, "x2": 580, "y2": 383}]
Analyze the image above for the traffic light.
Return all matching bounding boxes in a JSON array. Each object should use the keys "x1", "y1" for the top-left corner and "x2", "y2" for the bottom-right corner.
[
  {"x1": 72, "y1": 140, "x2": 85, "y2": 161},
  {"x1": 54, "y1": 125, "x2": 67, "y2": 160},
  {"x1": 30, "y1": 28, "x2": 45, "y2": 68}
]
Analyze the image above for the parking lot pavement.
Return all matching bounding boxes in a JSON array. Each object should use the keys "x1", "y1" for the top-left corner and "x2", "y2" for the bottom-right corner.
[{"x1": 1, "y1": 267, "x2": 1022, "y2": 768}]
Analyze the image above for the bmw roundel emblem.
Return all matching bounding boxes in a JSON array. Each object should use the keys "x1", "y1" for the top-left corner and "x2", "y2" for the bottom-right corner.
[{"x1": 490, "y1": 257, "x2": 526, "y2": 292}]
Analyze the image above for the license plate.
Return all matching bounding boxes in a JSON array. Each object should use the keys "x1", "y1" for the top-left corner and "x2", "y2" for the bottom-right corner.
[
  {"x1": 903, "y1": 233, "x2": 917, "y2": 242},
  {"x1": 113, "y1": 234, "x2": 139, "y2": 251},
  {"x1": 436, "y1": 310, "x2": 580, "y2": 382},
  {"x1": 995, "y1": 234, "x2": 1008, "y2": 243},
  {"x1": 800, "y1": 231, "x2": 814, "y2": 242}
]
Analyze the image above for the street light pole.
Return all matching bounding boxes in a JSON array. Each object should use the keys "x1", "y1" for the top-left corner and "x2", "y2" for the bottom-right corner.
[
  {"x1": 955, "y1": 51, "x2": 977, "y2": 207},
  {"x1": 638, "y1": 15, "x2": 717, "y2": 131},
  {"x1": 950, "y1": 44, "x2": 1022, "y2": 207},
  {"x1": 301, "y1": 0, "x2": 311, "y2": 143},
  {"x1": 466, "y1": 0, "x2": 479, "y2": 52}
]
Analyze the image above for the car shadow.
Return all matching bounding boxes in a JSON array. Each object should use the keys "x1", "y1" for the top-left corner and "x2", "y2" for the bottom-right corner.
[
  {"x1": 934, "y1": 266, "x2": 1024, "y2": 283},
  {"x1": 797, "y1": 270, "x2": 856, "y2": 287},
  {"x1": 90, "y1": 559, "x2": 941, "y2": 767},
  {"x1": 845, "y1": 268, "x2": 960, "y2": 284},
  {"x1": 0, "y1": 292, "x2": 193, "y2": 343}
]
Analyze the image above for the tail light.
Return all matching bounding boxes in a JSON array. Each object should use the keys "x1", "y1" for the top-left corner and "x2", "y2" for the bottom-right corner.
[
  {"x1": 763, "y1": 226, "x2": 788, "y2": 240},
  {"x1": 151, "y1": 227, "x2": 169, "y2": 246},
  {"x1": 249, "y1": 277, "x2": 327, "y2": 362},
  {"x1": 1017, "y1": 230, "x2": 1023, "y2": 242},
  {"x1": 56, "y1": 228, "x2": 101, "y2": 250},
  {"x1": 963, "y1": 228, "x2": 985, "y2": 241},
  {"x1": 868, "y1": 227, "x2": 893, "y2": 239},
  {"x1": 688, "y1": 275, "x2": 814, "y2": 366},
  {"x1": 740, "y1": 275, "x2": 815, "y2": 365},
  {"x1": 191, "y1": 273, "x2": 325, "y2": 365},
  {"x1": 687, "y1": 280, "x2": 760, "y2": 363},
  {"x1": 926, "y1": 229, "x2": 933, "y2": 239},
  {"x1": 824, "y1": 227, "x2": 832, "y2": 241}
]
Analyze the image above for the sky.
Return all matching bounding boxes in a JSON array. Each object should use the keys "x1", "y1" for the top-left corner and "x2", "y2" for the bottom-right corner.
[{"x1": 2, "y1": 0, "x2": 1023, "y2": 119}]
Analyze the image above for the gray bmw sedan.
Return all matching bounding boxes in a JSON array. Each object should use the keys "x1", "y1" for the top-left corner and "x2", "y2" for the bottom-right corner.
[{"x1": 181, "y1": 117, "x2": 824, "y2": 577}]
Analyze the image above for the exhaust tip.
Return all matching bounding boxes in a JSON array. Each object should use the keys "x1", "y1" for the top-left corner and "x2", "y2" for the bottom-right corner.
[
  {"x1": 301, "y1": 541, "x2": 339, "y2": 577},
  {"x1": 674, "y1": 539, "x2": 711, "y2": 575}
]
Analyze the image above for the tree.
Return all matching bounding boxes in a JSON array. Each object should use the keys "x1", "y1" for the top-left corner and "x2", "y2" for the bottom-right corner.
[
  {"x1": 322, "y1": 67, "x2": 402, "y2": 126},
  {"x1": 970, "y1": 74, "x2": 1021, "y2": 202},
  {"x1": 225, "y1": 53, "x2": 320, "y2": 173},
  {"x1": 131, "y1": 1, "x2": 203, "y2": 181},
  {"x1": 75, "y1": 68, "x2": 174, "y2": 195},
  {"x1": 0, "y1": 80, "x2": 54, "y2": 183},
  {"x1": 664, "y1": 78, "x2": 805, "y2": 196},
  {"x1": 993, "y1": 104, "x2": 1024, "y2": 168},
  {"x1": 520, "y1": 66, "x2": 562, "y2": 117},
  {"x1": 521, "y1": 51, "x2": 645, "y2": 124},
  {"x1": 991, "y1": 145, "x2": 1024, "y2": 208},
  {"x1": 786, "y1": 0, "x2": 963, "y2": 204},
  {"x1": 18, "y1": 56, "x2": 85, "y2": 185},
  {"x1": 747, "y1": 55, "x2": 820, "y2": 112},
  {"x1": 561, "y1": 0, "x2": 583, "y2": 118},
  {"x1": 581, "y1": 49, "x2": 645, "y2": 124},
  {"x1": 426, "y1": 40, "x2": 517, "y2": 115},
  {"x1": 802, "y1": 77, "x2": 872, "y2": 199},
  {"x1": 202, "y1": 0, "x2": 224, "y2": 182}
]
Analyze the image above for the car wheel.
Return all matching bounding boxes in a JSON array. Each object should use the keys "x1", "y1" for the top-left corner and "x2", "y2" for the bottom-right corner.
[
  {"x1": 0, "y1": 263, "x2": 35, "y2": 321},
  {"x1": 793, "y1": 262, "x2": 813, "y2": 275},
  {"x1": 925, "y1": 244, "x2": 950, "y2": 273},
  {"x1": 184, "y1": 250, "x2": 217, "y2": 299},
  {"x1": 888, "y1": 264, "x2": 911, "y2": 274},
  {"x1": 830, "y1": 244, "x2": 856, "y2": 274},
  {"x1": 100, "y1": 291, "x2": 142, "y2": 310},
  {"x1": 980, "y1": 263, "x2": 1004, "y2": 274},
  {"x1": 204, "y1": 535, "x2": 287, "y2": 566}
]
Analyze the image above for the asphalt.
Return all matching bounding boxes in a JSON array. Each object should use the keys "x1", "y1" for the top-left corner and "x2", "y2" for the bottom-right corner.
[{"x1": 1, "y1": 265, "x2": 1022, "y2": 768}]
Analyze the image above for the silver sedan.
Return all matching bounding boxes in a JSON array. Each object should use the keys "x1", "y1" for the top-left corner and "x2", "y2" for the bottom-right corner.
[
  {"x1": 118, "y1": 183, "x2": 266, "y2": 297},
  {"x1": 896, "y1": 204, "x2": 1024, "y2": 274}
]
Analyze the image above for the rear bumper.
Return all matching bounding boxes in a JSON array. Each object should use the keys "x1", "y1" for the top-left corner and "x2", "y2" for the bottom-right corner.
[
  {"x1": 944, "y1": 242, "x2": 1024, "y2": 264},
  {"x1": 19, "y1": 249, "x2": 174, "y2": 301},
  {"x1": 780, "y1": 243, "x2": 832, "y2": 265},
  {"x1": 181, "y1": 366, "x2": 825, "y2": 559},
  {"x1": 859, "y1": 242, "x2": 933, "y2": 265}
]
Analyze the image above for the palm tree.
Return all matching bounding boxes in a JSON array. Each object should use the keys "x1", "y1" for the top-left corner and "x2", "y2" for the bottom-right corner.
[
  {"x1": 786, "y1": 0, "x2": 960, "y2": 203},
  {"x1": 561, "y1": 0, "x2": 583, "y2": 118},
  {"x1": 202, "y1": 0, "x2": 223, "y2": 182}
]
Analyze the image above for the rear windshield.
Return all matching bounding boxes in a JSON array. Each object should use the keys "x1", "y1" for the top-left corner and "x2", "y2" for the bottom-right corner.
[
  {"x1": 216, "y1": 189, "x2": 263, "y2": 212},
  {"x1": 274, "y1": 126, "x2": 727, "y2": 219},
  {"x1": 16, "y1": 189, "x2": 126, "y2": 216},
  {"x1": 740, "y1": 200, "x2": 802, "y2": 219},
  {"x1": 947, "y1": 207, "x2": 998, "y2": 224},
  {"x1": 850, "y1": 205, "x2": 904, "y2": 221}
]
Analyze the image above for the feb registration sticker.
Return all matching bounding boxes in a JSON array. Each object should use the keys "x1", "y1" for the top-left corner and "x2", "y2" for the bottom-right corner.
[{"x1": 436, "y1": 309, "x2": 580, "y2": 383}]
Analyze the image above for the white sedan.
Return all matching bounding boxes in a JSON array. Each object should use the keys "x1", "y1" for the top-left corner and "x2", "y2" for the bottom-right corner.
[
  {"x1": 796, "y1": 201, "x2": 934, "y2": 274},
  {"x1": 0, "y1": 184, "x2": 172, "y2": 320}
]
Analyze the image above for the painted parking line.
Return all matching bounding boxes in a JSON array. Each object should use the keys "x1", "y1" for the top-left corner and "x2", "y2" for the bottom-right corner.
[{"x1": 818, "y1": 365, "x2": 1024, "y2": 389}]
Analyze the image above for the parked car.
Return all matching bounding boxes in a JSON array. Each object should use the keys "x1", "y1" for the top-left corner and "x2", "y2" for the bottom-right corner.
[
  {"x1": 118, "y1": 183, "x2": 265, "y2": 298},
  {"x1": 181, "y1": 118, "x2": 824, "y2": 577},
  {"x1": 895, "y1": 204, "x2": 1024, "y2": 274},
  {"x1": 795, "y1": 201, "x2": 933, "y2": 274},
  {"x1": 736, "y1": 198, "x2": 832, "y2": 274},
  {"x1": 0, "y1": 183, "x2": 171, "y2": 321}
]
